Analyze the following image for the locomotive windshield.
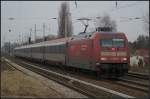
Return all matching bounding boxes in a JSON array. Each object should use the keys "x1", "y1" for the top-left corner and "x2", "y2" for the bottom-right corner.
[{"x1": 100, "y1": 38, "x2": 125, "y2": 47}]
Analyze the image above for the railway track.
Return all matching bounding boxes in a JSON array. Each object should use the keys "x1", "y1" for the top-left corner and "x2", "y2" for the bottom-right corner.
[
  {"x1": 112, "y1": 67, "x2": 149, "y2": 93},
  {"x1": 114, "y1": 69, "x2": 149, "y2": 92},
  {"x1": 115, "y1": 71, "x2": 149, "y2": 92},
  {"x1": 3, "y1": 57, "x2": 135, "y2": 98},
  {"x1": 128, "y1": 71, "x2": 149, "y2": 80},
  {"x1": 116, "y1": 78, "x2": 148, "y2": 92}
]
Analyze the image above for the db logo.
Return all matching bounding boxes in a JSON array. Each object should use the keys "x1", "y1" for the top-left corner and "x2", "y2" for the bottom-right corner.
[{"x1": 81, "y1": 45, "x2": 88, "y2": 51}]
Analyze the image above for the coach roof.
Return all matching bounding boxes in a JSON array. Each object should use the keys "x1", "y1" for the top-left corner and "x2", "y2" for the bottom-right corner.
[{"x1": 15, "y1": 37, "x2": 70, "y2": 50}]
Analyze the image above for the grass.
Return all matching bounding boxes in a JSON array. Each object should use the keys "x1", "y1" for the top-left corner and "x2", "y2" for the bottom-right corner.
[{"x1": 1, "y1": 62, "x2": 63, "y2": 98}]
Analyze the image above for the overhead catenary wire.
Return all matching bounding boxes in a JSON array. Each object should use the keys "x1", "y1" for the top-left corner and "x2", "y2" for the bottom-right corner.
[{"x1": 108, "y1": 1, "x2": 140, "y2": 13}]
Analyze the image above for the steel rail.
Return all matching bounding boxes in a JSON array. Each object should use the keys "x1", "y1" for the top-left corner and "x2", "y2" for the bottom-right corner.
[
  {"x1": 119, "y1": 78, "x2": 148, "y2": 87},
  {"x1": 128, "y1": 71, "x2": 149, "y2": 80},
  {"x1": 117, "y1": 78, "x2": 148, "y2": 92}
]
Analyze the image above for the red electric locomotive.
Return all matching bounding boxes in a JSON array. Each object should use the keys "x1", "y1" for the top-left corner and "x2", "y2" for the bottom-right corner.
[{"x1": 67, "y1": 31, "x2": 129, "y2": 77}]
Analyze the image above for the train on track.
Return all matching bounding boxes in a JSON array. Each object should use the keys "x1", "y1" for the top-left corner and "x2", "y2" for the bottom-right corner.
[{"x1": 14, "y1": 30, "x2": 130, "y2": 77}]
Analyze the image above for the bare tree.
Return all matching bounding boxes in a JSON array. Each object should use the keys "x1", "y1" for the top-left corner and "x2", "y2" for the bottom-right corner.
[
  {"x1": 143, "y1": 11, "x2": 149, "y2": 33},
  {"x1": 58, "y1": 2, "x2": 73, "y2": 38},
  {"x1": 95, "y1": 14, "x2": 117, "y2": 32}
]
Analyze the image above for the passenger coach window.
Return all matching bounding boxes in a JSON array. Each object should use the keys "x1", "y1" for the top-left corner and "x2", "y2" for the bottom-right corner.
[
  {"x1": 51, "y1": 46, "x2": 53, "y2": 53},
  {"x1": 49, "y1": 46, "x2": 52, "y2": 53}
]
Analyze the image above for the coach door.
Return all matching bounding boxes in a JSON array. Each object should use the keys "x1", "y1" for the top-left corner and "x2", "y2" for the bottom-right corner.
[
  {"x1": 80, "y1": 39, "x2": 93, "y2": 69},
  {"x1": 42, "y1": 46, "x2": 45, "y2": 62}
]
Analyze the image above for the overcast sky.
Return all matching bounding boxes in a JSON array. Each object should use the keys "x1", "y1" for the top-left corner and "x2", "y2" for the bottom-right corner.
[{"x1": 1, "y1": 1, "x2": 149, "y2": 46}]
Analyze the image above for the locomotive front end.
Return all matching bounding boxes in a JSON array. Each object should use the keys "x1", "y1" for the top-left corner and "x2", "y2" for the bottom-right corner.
[{"x1": 95, "y1": 32, "x2": 129, "y2": 77}]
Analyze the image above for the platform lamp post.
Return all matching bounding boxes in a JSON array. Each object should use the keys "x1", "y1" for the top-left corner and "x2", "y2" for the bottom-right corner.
[
  {"x1": 49, "y1": 17, "x2": 58, "y2": 39},
  {"x1": 51, "y1": 17, "x2": 58, "y2": 28},
  {"x1": 51, "y1": 17, "x2": 58, "y2": 33},
  {"x1": 8, "y1": 17, "x2": 15, "y2": 56},
  {"x1": 65, "y1": 12, "x2": 71, "y2": 38},
  {"x1": 43, "y1": 23, "x2": 46, "y2": 41},
  {"x1": 29, "y1": 28, "x2": 32, "y2": 44}
]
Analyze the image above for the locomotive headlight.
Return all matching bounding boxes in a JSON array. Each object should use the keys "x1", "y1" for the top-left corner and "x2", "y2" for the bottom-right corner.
[
  {"x1": 122, "y1": 58, "x2": 127, "y2": 61},
  {"x1": 101, "y1": 57, "x2": 107, "y2": 60}
]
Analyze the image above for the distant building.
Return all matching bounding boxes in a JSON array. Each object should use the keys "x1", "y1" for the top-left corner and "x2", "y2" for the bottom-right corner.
[{"x1": 136, "y1": 48, "x2": 148, "y2": 57}]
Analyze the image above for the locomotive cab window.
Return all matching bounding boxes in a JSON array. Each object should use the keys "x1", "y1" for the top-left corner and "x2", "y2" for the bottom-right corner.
[
  {"x1": 101, "y1": 39, "x2": 112, "y2": 47},
  {"x1": 113, "y1": 39, "x2": 125, "y2": 47},
  {"x1": 100, "y1": 38, "x2": 125, "y2": 47}
]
